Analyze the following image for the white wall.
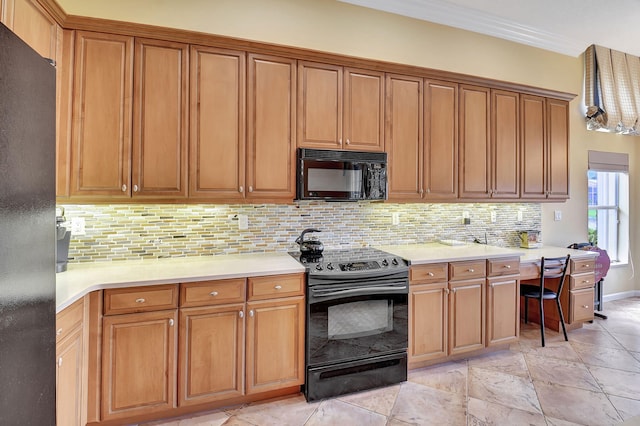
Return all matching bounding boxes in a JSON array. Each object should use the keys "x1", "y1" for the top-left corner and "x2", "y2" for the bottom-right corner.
[{"x1": 57, "y1": 0, "x2": 639, "y2": 295}]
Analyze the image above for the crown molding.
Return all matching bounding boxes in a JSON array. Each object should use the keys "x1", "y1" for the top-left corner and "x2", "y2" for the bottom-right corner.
[{"x1": 339, "y1": 0, "x2": 585, "y2": 57}]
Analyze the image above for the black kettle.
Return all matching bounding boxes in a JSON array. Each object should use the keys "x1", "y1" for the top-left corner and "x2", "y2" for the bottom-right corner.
[{"x1": 295, "y1": 228, "x2": 324, "y2": 255}]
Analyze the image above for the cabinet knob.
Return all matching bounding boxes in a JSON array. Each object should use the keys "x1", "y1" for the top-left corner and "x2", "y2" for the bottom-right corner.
[
  {"x1": 135, "y1": 298, "x2": 146, "y2": 304},
  {"x1": 121, "y1": 184, "x2": 127, "y2": 192},
  {"x1": 452, "y1": 288, "x2": 457, "y2": 293},
  {"x1": 426, "y1": 188, "x2": 431, "y2": 193},
  {"x1": 210, "y1": 291, "x2": 219, "y2": 297},
  {"x1": 338, "y1": 138, "x2": 342, "y2": 145},
  {"x1": 419, "y1": 189, "x2": 424, "y2": 195},
  {"x1": 274, "y1": 285, "x2": 282, "y2": 290},
  {"x1": 249, "y1": 310, "x2": 254, "y2": 317},
  {"x1": 56, "y1": 328, "x2": 63, "y2": 336},
  {"x1": 58, "y1": 357, "x2": 63, "y2": 367},
  {"x1": 469, "y1": 269, "x2": 475, "y2": 273},
  {"x1": 585, "y1": 265, "x2": 590, "y2": 268},
  {"x1": 133, "y1": 184, "x2": 139, "y2": 192},
  {"x1": 239, "y1": 310, "x2": 244, "y2": 318},
  {"x1": 249, "y1": 186, "x2": 253, "y2": 193},
  {"x1": 428, "y1": 272, "x2": 434, "y2": 277},
  {"x1": 505, "y1": 265, "x2": 511, "y2": 269},
  {"x1": 346, "y1": 138, "x2": 351, "y2": 145},
  {"x1": 169, "y1": 319, "x2": 174, "y2": 326},
  {"x1": 582, "y1": 305, "x2": 590, "y2": 309},
  {"x1": 239, "y1": 186, "x2": 243, "y2": 193}
]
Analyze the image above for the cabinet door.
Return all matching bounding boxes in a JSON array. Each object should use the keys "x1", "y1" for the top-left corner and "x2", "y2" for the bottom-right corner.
[
  {"x1": 491, "y1": 90, "x2": 520, "y2": 199},
  {"x1": 189, "y1": 46, "x2": 246, "y2": 199},
  {"x1": 486, "y1": 276, "x2": 519, "y2": 346},
  {"x1": 459, "y1": 85, "x2": 490, "y2": 199},
  {"x1": 179, "y1": 304, "x2": 244, "y2": 406},
  {"x1": 409, "y1": 283, "x2": 448, "y2": 364},
  {"x1": 546, "y1": 99, "x2": 569, "y2": 199},
  {"x1": 246, "y1": 296, "x2": 305, "y2": 394},
  {"x1": 70, "y1": 31, "x2": 133, "y2": 197},
  {"x1": 297, "y1": 61, "x2": 342, "y2": 149},
  {"x1": 343, "y1": 68, "x2": 384, "y2": 151},
  {"x1": 520, "y1": 94, "x2": 546, "y2": 198},
  {"x1": 132, "y1": 39, "x2": 188, "y2": 198},
  {"x1": 424, "y1": 80, "x2": 458, "y2": 200},
  {"x1": 2, "y1": 0, "x2": 58, "y2": 59},
  {"x1": 386, "y1": 74, "x2": 423, "y2": 200},
  {"x1": 101, "y1": 310, "x2": 177, "y2": 421},
  {"x1": 56, "y1": 326, "x2": 83, "y2": 426},
  {"x1": 246, "y1": 54, "x2": 296, "y2": 200},
  {"x1": 449, "y1": 278, "x2": 485, "y2": 355}
]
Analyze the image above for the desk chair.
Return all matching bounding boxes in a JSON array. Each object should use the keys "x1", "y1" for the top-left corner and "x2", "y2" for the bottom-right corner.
[{"x1": 521, "y1": 255, "x2": 570, "y2": 347}]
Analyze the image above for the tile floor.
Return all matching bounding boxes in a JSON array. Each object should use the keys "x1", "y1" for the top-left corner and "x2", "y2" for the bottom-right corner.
[{"x1": 144, "y1": 297, "x2": 640, "y2": 426}]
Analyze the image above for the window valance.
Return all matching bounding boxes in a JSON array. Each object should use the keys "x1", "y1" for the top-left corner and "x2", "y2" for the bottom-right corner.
[{"x1": 584, "y1": 44, "x2": 640, "y2": 135}]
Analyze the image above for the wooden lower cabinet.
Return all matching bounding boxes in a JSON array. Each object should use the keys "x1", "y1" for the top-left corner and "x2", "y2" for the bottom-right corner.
[
  {"x1": 486, "y1": 276, "x2": 520, "y2": 346},
  {"x1": 409, "y1": 282, "x2": 448, "y2": 363},
  {"x1": 56, "y1": 298, "x2": 85, "y2": 426},
  {"x1": 246, "y1": 296, "x2": 305, "y2": 394},
  {"x1": 101, "y1": 309, "x2": 178, "y2": 421},
  {"x1": 448, "y1": 278, "x2": 485, "y2": 355},
  {"x1": 178, "y1": 303, "x2": 244, "y2": 406}
]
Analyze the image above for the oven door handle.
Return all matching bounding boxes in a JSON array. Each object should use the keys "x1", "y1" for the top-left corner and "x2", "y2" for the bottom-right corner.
[{"x1": 311, "y1": 285, "x2": 407, "y2": 298}]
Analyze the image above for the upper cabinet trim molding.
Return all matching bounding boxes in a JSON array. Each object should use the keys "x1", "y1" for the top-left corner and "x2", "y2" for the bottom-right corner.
[{"x1": 37, "y1": 0, "x2": 574, "y2": 101}]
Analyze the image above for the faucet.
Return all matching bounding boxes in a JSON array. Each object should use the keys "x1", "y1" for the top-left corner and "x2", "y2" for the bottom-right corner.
[{"x1": 474, "y1": 232, "x2": 487, "y2": 245}]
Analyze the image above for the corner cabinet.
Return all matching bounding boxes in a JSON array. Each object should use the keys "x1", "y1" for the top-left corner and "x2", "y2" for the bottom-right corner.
[{"x1": 298, "y1": 62, "x2": 384, "y2": 152}]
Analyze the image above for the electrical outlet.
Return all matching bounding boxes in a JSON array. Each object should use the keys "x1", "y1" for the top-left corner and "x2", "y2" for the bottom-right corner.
[
  {"x1": 70, "y1": 217, "x2": 85, "y2": 236},
  {"x1": 517, "y1": 210, "x2": 523, "y2": 222},
  {"x1": 392, "y1": 212, "x2": 400, "y2": 225},
  {"x1": 238, "y1": 214, "x2": 248, "y2": 230},
  {"x1": 490, "y1": 211, "x2": 497, "y2": 223},
  {"x1": 554, "y1": 210, "x2": 562, "y2": 221}
]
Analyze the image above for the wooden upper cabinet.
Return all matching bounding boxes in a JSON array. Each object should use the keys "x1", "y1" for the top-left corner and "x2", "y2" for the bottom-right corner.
[
  {"x1": 298, "y1": 62, "x2": 384, "y2": 151},
  {"x1": 189, "y1": 46, "x2": 246, "y2": 200},
  {"x1": 2, "y1": 0, "x2": 59, "y2": 60},
  {"x1": 425, "y1": 80, "x2": 458, "y2": 200},
  {"x1": 246, "y1": 54, "x2": 297, "y2": 200},
  {"x1": 491, "y1": 90, "x2": 520, "y2": 199},
  {"x1": 70, "y1": 31, "x2": 133, "y2": 198},
  {"x1": 520, "y1": 94, "x2": 546, "y2": 198},
  {"x1": 458, "y1": 85, "x2": 490, "y2": 199},
  {"x1": 132, "y1": 39, "x2": 188, "y2": 199},
  {"x1": 386, "y1": 74, "x2": 423, "y2": 201},
  {"x1": 546, "y1": 99, "x2": 569, "y2": 199}
]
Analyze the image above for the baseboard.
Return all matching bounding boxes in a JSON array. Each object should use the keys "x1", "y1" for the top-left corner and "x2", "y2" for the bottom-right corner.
[{"x1": 603, "y1": 290, "x2": 640, "y2": 302}]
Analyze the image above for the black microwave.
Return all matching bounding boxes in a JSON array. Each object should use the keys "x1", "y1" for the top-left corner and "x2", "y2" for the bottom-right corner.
[{"x1": 296, "y1": 148, "x2": 387, "y2": 201}]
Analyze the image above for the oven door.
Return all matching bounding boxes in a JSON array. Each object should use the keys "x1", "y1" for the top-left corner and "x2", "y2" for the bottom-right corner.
[{"x1": 306, "y1": 279, "x2": 408, "y2": 367}]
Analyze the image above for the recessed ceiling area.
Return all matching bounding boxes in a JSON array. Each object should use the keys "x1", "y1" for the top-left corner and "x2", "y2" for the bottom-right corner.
[{"x1": 339, "y1": 0, "x2": 640, "y2": 57}]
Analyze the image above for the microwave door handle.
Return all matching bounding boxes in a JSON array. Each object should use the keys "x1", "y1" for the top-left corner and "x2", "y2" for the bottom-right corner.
[{"x1": 362, "y1": 165, "x2": 370, "y2": 199}]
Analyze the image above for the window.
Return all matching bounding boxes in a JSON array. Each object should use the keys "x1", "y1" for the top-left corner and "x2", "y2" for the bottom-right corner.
[{"x1": 587, "y1": 151, "x2": 629, "y2": 263}]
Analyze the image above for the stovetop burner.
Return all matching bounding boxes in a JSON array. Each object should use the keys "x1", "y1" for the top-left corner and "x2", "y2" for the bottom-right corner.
[{"x1": 289, "y1": 247, "x2": 408, "y2": 275}]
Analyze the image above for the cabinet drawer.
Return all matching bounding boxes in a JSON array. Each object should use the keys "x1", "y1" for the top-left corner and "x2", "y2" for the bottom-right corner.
[
  {"x1": 570, "y1": 288, "x2": 594, "y2": 322},
  {"x1": 410, "y1": 263, "x2": 448, "y2": 284},
  {"x1": 570, "y1": 258, "x2": 595, "y2": 274},
  {"x1": 570, "y1": 273, "x2": 596, "y2": 290},
  {"x1": 180, "y1": 278, "x2": 246, "y2": 307},
  {"x1": 248, "y1": 274, "x2": 304, "y2": 300},
  {"x1": 56, "y1": 298, "x2": 84, "y2": 342},
  {"x1": 104, "y1": 284, "x2": 179, "y2": 315},
  {"x1": 449, "y1": 260, "x2": 486, "y2": 281},
  {"x1": 487, "y1": 257, "x2": 520, "y2": 276}
]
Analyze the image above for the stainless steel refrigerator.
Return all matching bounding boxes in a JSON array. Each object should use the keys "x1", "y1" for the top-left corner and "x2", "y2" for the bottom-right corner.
[{"x1": 0, "y1": 22, "x2": 56, "y2": 425}]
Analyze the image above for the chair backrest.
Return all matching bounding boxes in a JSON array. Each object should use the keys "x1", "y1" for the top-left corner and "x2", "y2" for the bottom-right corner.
[{"x1": 538, "y1": 255, "x2": 570, "y2": 294}]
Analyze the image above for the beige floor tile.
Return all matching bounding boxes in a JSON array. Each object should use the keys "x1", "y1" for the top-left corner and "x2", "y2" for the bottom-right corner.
[
  {"x1": 468, "y1": 349, "x2": 529, "y2": 378},
  {"x1": 588, "y1": 365, "x2": 640, "y2": 400},
  {"x1": 228, "y1": 394, "x2": 318, "y2": 426},
  {"x1": 611, "y1": 332, "x2": 640, "y2": 352},
  {"x1": 407, "y1": 360, "x2": 467, "y2": 395},
  {"x1": 143, "y1": 409, "x2": 230, "y2": 426},
  {"x1": 525, "y1": 353, "x2": 600, "y2": 391},
  {"x1": 467, "y1": 397, "x2": 547, "y2": 426},
  {"x1": 336, "y1": 383, "x2": 400, "y2": 417},
  {"x1": 600, "y1": 318, "x2": 640, "y2": 337},
  {"x1": 534, "y1": 381, "x2": 622, "y2": 425},
  {"x1": 566, "y1": 327, "x2": 626, "y2": 349},
  {"x1": 609, "y1": 395, "x2": 640, "y2": 421},
  {"x1": 389, "y1": 381, "x2": 466, "y2": 425},
  {"x1": 545, "y1": 417, "x2": 589, "y2": 426},
  {"x1": 219, "y1": 416, "x2": 256, "y2": 426},
  {"x1": 304, "y1": 398, "x2": 387, "y2": 426},
  {"x1": 572, "y1": 341, "x2": 640, "y2": 372},
  {"x1": 518, "y1": 340, "x2": 579, "y2": 362},
  {"x1": 468, "y1": 367, "x2": 541, "y2": 414}
]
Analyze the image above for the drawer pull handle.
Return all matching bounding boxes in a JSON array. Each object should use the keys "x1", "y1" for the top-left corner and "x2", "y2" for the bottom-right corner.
[
  {"x1": 210, "y1": 291, "x2": 219, "y2": 297},
  {"x1": 585, "y1": 265, "x2": 590, "y2": 268},
  {"x1": 135, "y1": 298, "x2": 146, "y2": 304},
  {"x1": 582, "y1": 305, "x2": 590, "y2": 309},
  {"x1": 468, "y1": 269, "x2": 475, "y2": 273},
  {"x1": 583, "y1": 280, "x2": 590, "y2": 284},
  {"x1": 56, "y1": 328, "x2": 63, "y2": 336},
  {"x1": 428, "y1": 272, "x2": 434, "y2": 277},
  {"x1": 505, "y1": 265, "x2": 511, "y2": 269},
  {"x1": 274, "y1": 285, "x2": 282, "y2": 290}
]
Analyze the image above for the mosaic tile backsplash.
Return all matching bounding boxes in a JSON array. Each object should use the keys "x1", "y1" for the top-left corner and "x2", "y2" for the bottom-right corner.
[{"x1": 58, "y1": 202, "x2": 542, "y2": 263}]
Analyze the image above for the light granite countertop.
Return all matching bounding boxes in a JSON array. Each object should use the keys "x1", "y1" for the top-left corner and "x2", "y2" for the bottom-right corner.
[
  {"x1": 56, "y1": 244, "x2": 598, "y2": 313},
  {"x1": 55, "y1": 253, "x2": 305, "y2": 312}
]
